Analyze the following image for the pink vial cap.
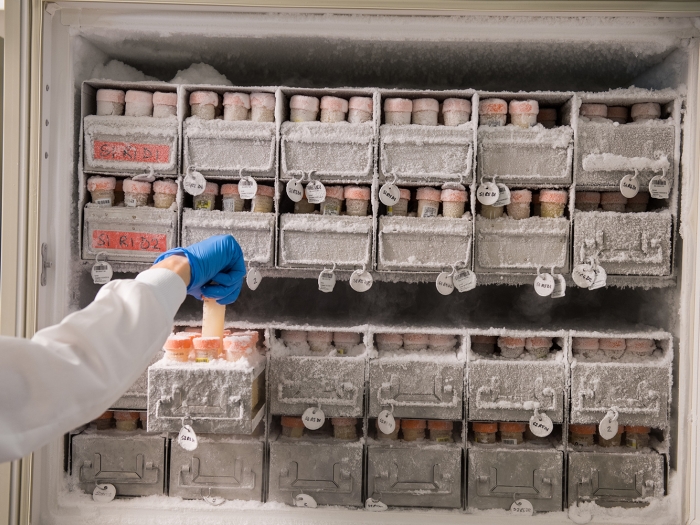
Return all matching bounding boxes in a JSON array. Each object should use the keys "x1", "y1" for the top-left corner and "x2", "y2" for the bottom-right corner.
[
  {"x1": 189, "y1": 91, "x2": 219, "y2": 106},
  {"x1": 193, "y1": 336, "x2": 222, "y2": 350},
  {"x1": 440, "y1": 189, "x2": 468, "y2": 203},
  {"x1": 572, "y1": 337, "x2": 599, "y2": 350},
  {"x1": 539, "y1": 189, "x2": 568, "y2": 204},
  {"x1": 290, "y1": 95, "x2": 320, "y2": 111},
  {"x1": 334, "y1": 332, "x2": 361, "y2": 344},
  {"x1": 349, "y1": 96, "x2": 373, "y2": 113},
  {"x1": 307, "y1": 330, "x2": 333, "y2": 342},
  {"x1": 153, "y1": 180, "x2": 178, "y2": 195},
  {"x1": 599, "y1": 338, "x2": 626, "y2": 350},
  {"x1": 576, "y1": 191, "x2": 601, "y2": 204},
  {"x1": 223, "y1": 92, "x2": 251, "y2": 109},
  {"x1": 580, "y1": 103, "x2": 608, "y2": 118},
  {"x1": 256, "y1": 184, "x2": 275, "y2": 197},
  {"x1": 509, "y1": 99, "x2": 539, "y2": 115},
  {"x1": 526, "y1": 337, "x2": 551, "y2": 349},
  {"x1": 344, "y1": 185, "x2": 371, "y2": 200},
  {"x1": 443, "y1": 98, "x2": 471, "y2": 113},
  {"x1": 87, "y1": 176, "x2": 116, "y2": 191},
  {"x1": 281, "y1": 330, "x2": 307, "y2": 342},
  {"x1": 384, "y1": 98, "x2": 412, "y2": 112},
  {"x1": 404, "y1": 333, "x2": 430, "y2": 344},
  {"x1": 479, "y1": 98, "x2": 507, "y2": 115},
  {"x1": 509, "y1": 189, "x2": 532, "y2": 204},
  {"x1": 429, "y1": 333, "x2": 456, "y2": 344},
  {"x1": 96, "y1": 89, "x2": 125, "y2": 104},
  {"x1": 221, "y1": 183, "x2": 240, "y2": 196},
  {"x1": 122, "y1": 179, "x2": 152, "y2": 194},
  {"x1": 499, "y1": 336, "x2": 525, "y2": 347},
  {"x1": 626, "y1": 338, "x2": 655, "y2": 350},
  {"x1": 376, "y1": 333, "x2": 403, "y2": 344},
  {"x1": 398, "y1": 188, "x2": 411, "y2": 200},
  {"x1": 320, "y1": 96, "x2": 349, "y2": 112},
  {"x1": 202, "y1": 182, "x2": 220, "y2": 195},
  {"x1": 324, "y1": 185, "x2": 345, "y2": 200},
  {"x1": 153, "y1": 91, "x2": 177, "y2": 106},
  {"x1": 600, "y1": 192, "x2": 627, "y2": 204},
  {"x1": 416, "y1": 187, "x2": 442, "y2": 202},
  {"x1": 630, "y1": 102, "x2": 661, "y2": 119},
  {"x1": 412, "y1": 98, "x2": 439, "y2": 112},
  {"x1": 125, "y1": 90, "x2": 153, "y2": 105},
  {"x1": 251, "y1": 92, "x2": 276, "y2": 109}
]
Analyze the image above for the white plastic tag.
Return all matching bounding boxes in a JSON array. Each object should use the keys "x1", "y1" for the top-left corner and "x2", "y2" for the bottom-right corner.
[
  {"x1": 493, "y1": 183, "x2": 511, "y2": 207},
  {"x1": 511, "y1": 499, "x2": 534, "y2": 516},
  {"x1": 366, "y1": 498, "x2": 388, "y2": 512},
  {"x1": 183, "y1": 169, "x2": 207, "y2": 196},
  {"x1": 436, "y1": 272, "x2": 455, "y2": 295},
  {"x1": 572, "y1": 264, "x2": 595, "y2": 289},
  {"x1": 476, "y1": 181, "x2": 499, "y2": 205},
  {"x1": 246, "y1": 268, "x2": 262, "y2": 291},
  {"x1": 551, "y1": 274, "x2": 566, "y2": 298},
  {"x1": 599, "y1": 411, "x2": 619, "y2": 441},
  {"x1": 318, "y1": 269, "x2": 336, "y2": 293},
  {"x1": 589, "y1": 265, "x2": 607, "y2": 290},
  {"x1": 91, "y1": 261, "x2": 113, "y2": 285},
  {"x1": 453, "y1": 268, "x2": 477, "y2": 293},
  {"x1": 286, "y1": 179, "x2": 304, "y2": 203},
  {"x1": 534, "y1": 272, "x2": 555, "y2": 297},
  {"x1": 350, "y1": 269, "x2": 373, "y2": 292},
  {"x1": 377, "y1": 410, "x2": 396, "y2": 435},
  {"x1": 203, "y1": 495, "x2": 226, "y2": 506},
  {"x1": 529, "y1": 412, "x2": 554, "y2": 437},
  {"x1": 302, "y1": 407, "x2": 325, "y2": 430},
  {"x1": 379, "y1": 183, "x2": 401, "y2": 207},
  {"x1": 92, "y1": 483, "x2": 116, "y2": 503},
  {"x1": 568, "y1": 505, "x2": 593, "y2": 525},
  {"x1": 178, "y1": 425, "x2": 198, "y2": 451},
  {"x1": 649, "y1": 174, "x2": 671, "y2": 199},
  {"x1": 294, "y1": 494, "x2": 317, "y2": 508},
  {"x1": 620, "y1": 174, "x2": 639, "y2": 198},
  {"x1": 238, "y1": 176, "x2": 258, "y2": 200},
  {"x1": 305, "y1": 180, "x2": 326, "y2": 204}
]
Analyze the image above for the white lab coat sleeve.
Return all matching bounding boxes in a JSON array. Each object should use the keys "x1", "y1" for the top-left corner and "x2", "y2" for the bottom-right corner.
[{"x1": 0, "y1": 268, "x2": 187, "y2": 463}]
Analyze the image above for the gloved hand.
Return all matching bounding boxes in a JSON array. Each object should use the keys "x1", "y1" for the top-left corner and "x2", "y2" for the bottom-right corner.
[{"x1": 154, "y1": 235, "x2": 247, "y2": 305}]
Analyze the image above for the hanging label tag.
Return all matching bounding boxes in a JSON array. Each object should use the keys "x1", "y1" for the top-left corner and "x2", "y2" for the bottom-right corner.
[
  {"x1": 178, "y1": 425, "x2": 198, "y2": 451},
  {"x1": 551, "y1": 274, "x2": 566, "y2": 298},
  {"x1": 453, "y1": 268, "x2": 477, "y2": 292},
  {"x1": 305, "y1": 180, "x2": 326, "y2": 204},
  {"x1": 366, "y1": 498, "x2": 388, "y2": 512},
  {"x1": 620, "y1": 174, "x2": 639, "y2": 198},
  {"x1": 203, "y1": 495, "x2": 226, "y2": 506},
  {"x1": 534, "y1": 272, "x2": 555, "y2": 297},
  {"x1": 436, "y1": 272, "x2": 455, "y2": 296},
  {"x1": 572, "y1": 264, "x2": 595, "y2": 289},
  {"x1": 286, "y1": 179, "x2": 304, "y2": 202},
  {"x1": 377, "y1": 410, "x2": 396, "y2": 434},
  {"x1": 92, "y1": 483, "x2": 116, "y2": 503},
  {"x1": 379, "y1": 183, "x2": 401, "y2": 207},
  {"x1": 183, "y1": 170, "x2": 207, "y2": 196},
  {"x1": 476, "y1": 181, "x2": 499, "y2": 205},
  {"x1": 649, "y1": 174, "x2": 671, "y2": 199},
  {"x1": 511, "y1": 499, "x2": 534, "y2": 516},
  {"x1": 350, "y1": 269, "x2": 373, "y2": 292},
  {"x1": 246, "y1": 268, "x2": 262, "y2": 291},
  {"x1": 302, "y1": 407, "x2": 325, "y2": 430},
  {"x1": 599, "y1": 411, "x2": 619, "y2": 440},
  {"x1": 568, "y1": 506, "x2": 593, "y2": 525},
  {"x1": 238, "y1": 176, "x2": 258, "y2": 200},
  {"x1": 529, "y1": 412, "x2": 554, "y2": 437},
  {"x1": 493, "y1": 183, "x2": 511, "y2": 207},
  {"x1": 294, "y1": 494, "x2": 317, "y2": 508},
  {"x1": 318, "y1": 270, "x2": 336, "y2": 293},
  {"x1": 589, "y1": 265, "x2": 607, "y2": 290},
  {"x1": 91, "y1": 260, "x2": 113, "y2": 285}
]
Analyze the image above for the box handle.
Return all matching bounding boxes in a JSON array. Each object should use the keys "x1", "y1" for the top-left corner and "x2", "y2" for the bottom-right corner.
[
  {"x1": 179, "y1": 457, "x2": 256, "y2": 490},
  {"x1": 278, "y1": 461, "x2": 354, "y2": 494},
  {"x1": 378, "y1": 374, "x2": 458, "y2": 408}
]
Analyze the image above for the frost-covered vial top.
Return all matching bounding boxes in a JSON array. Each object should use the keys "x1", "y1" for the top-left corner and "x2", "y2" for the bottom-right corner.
[
  {"x1": 428, "y1": 420, "x2": 453, "y2": 442},
  {"x1": 471, "y1": 335, "x2": 497, "y2": 356},
  {"x1": 630, "y1": 102, "x2": 661, "y2": 122},
  {"x1": 383, "y1": 98, "x2": 412, "y2": 125},
  {"x1": 579, "y1": 103, "x2": 608, "y2": 122},
  {"x1": 401, "y1": 419, "x2": 426, "y2": 441},
  {"x1": 123, "y1": 179, "x2": 151, "y2": 207},
  {"x1": 386, "y1": 188, "x2": 411, "y2": 217},
  {"x1": 344, "y1": 186, "x2": 371, "y2": 217},
  {"x1": 569, "y1": 424, "x2": 596, "y2": 447},
  {"x1": 607, "y1": 106, "x2": 629, "y2": 124},
  {"x1": 626, "y1": 192, "x2": 650, "y2": 213},
  {"x1": 163, "y1": 334, "x2": 193, "y2": 362},
  {"x1": 428, "y1": 333, "x2": 457, "y2": 352},
  {"x1": 599, "y1": 338, "x2": 626, "y2": 359},
  {"x1": 575, "y1": 191, "x2": 601, "y2": 212},
  {"x1": 525, "y1": 337, "x2": 551, "y2": 359},
  {"x1": 376, "y1": 332, "x2": 403, "y2": 352},
  {"x1": 403, "y1": 332, "x2": 429, "y2": 352},
  {"x1": 152, "y1": 91, "x2": 177, "y2": 118},
  {"x1": 499, "y1": 422, "x2": 526, "y2": 445},
  {"x1": 193, "y1": 182, "x2": 220, "y2": 211},
  {"x1": 412, "y1": 98, "x2": 439, "y2": 126},
  {"x1": 506, "y1": 189, "x2": 532, "y2": 220},
  {"x1": 600, "y1": 192, "x2": 627, "y2": 213},
  {"x1": 320, "y1": 96, "x2": 348, "y2": 123},
  {"x1": 190, "y1": 91, "x2": 219, "y2": 120},
  {"x1": 87, "y1": 176, "x2": 116, "y2": 207},
  {"x1": 307, "y1": 331, "x2": 333, "y2": 353},
  {"x1": 280, "y1": 330, "x2": 308, "y2": 353},
  {"x1": 536, "y1": 108, "x2": 557, "y2": 129},
  {"x1": 539, "y1": 189, "x2": 568, "y2": 218},
  {"x1": 626, "y1": 338, "x2": 655, "y2": 358},
  {"x1": 320, "y1": 186, "x2": 344, "y2": 216},
  {"x1": 572, "y1": 337, "x2": 600, "y2": 359},
  {"x1": 333, "y1": 332, "x2": 361, "y2": 355},
  {"x1": 96, "y1": 89, "x2": 125, "y2": 116},
  {"x1": 251, "y1": 92, "x2": 276, "y2": 123},
  {"x1": 223, "y1": 333, "x2": 256, "y2": 361},
  {"x1": 348, "y1": 96, "x2": 373, "y2": 124},
  {"x1": 153, "y1": 179, "x2": 178, "y2": 209},
  {"x1": 472, "y1": 421, "x2": 497, "y2": 444},
  {"x1": 440, "y1": 188, "x2": 468, "y2": 218},
  {"x1": 498, "y1": 336, "x2": 525, "y2": 359},
  {"x1": 114, "y1": 411, "x2": 140, "y2": 432},
  {"x1": 416, "y1": 187, "x2": 441, "y2": 218},
  {"x1": 479, "y1": 98, "x2": 507, "y2": 127},
  {"x1": 124, "y1": 90, "x2": 153, "y2": 117},
  {"x1": 223, "y1": 92, "x2": 251, "y2": 121},
  {"x1": 221, "y1": 184, "x2": 244, "y2": 212},
  {"x1": 332, "y1": 418, "x2": 358, "y2": 440},
  {"x1": 252, "y1": 185, "x2": 275, "y2": 213},
  {"x1": 442, "y1": 98, "x2": 471, "y2": 127},
  {"x1": 509, "y1": 99, "x2": 539, "y2": 128},
  {"x1": 290, "y1": 95, "x2": 320, "y2": 122}
]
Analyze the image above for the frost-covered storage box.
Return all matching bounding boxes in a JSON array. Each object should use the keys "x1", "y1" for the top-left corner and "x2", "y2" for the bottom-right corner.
[
  {"x1": 147, "y1": 355, "x2": 266, "y2": 435},
  {"x1": 379, "y1": 90, "x2": 475, "y2": 184},
  {"x1": 477, "y1": 93, "x2": 575, "y2": 185},
  {"x1": 182, "y1": 86, "x2": 277, "y2": 179},
  {"x1": 82, "y1": 81, "x2": 180, "y2": 176},
  {"x1": 70, "y1": 428, "x2": 166, "y2": 497}
]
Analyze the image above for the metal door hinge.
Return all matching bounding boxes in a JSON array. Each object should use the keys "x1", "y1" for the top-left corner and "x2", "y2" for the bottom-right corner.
[{"x1": 41, "y1": 243, "x2": 52, "y2": 286}]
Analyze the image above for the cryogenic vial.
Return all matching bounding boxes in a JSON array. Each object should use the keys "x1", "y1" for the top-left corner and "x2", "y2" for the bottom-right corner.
[
  {"x1": 290, "y1": 95, "x2": 320, "y2": 122},
  {"x1": 471, "y1": 335, "x2": 497, "y2": 356},
  {"x1": 152, "y1": 91, "x2": 177, "y2": 118},
  {"x1": 440, "y1": 188, "x2": 469, "y2": 218},
  {"x1": 579, "y1": 103, "x2": 608, "y2": 121},
  {"x1": 416, "y1": 187, "x2": 441, "y2": 218},
  {"x1": 124, "y1": 90, "x2": 153, "y2": 117},
  {"x1": 332, "y1": 418, "x2": 358, "y2": 440},
  {"x1": 93, "y1": 411, "x2": 114, "y2": 431},
  {"x1": 376, "y1": 418, "x2": 401, "y2": 440},
  {"x1": 96, "y1": 89, "x2": 125, "y2": 116},
  {"x1": 600, "y1": 192, "x2": 627, "y2": 213},
  {"x1": 570, "y1": 424, "x2": 597, "y2": 447},
  {"x1": 539, "y1": 189, "x2": 568, "y2": 218},
  {"x1": 294, "y1": 197, "x2": 316, "y2": 214},
  {"x1": 428, "y1": 420, "x2": 454, "y2": 442},
  {"x1": 193, "y1": 182, "x2": 219, "y2": 211},
  {"x1": 599, "y1": 338, "x2": 626, "y2": 359},
  {"x1": 123, "y1": 179, "x2": 151, "y2": 207},
  {"x1": 252, "y1": 184, "x2": 275, "y2": 213},
  {"x1": 403, "y1": 332, "x2": 430, "y2": 352},
  {"x1": 572, "y1": 337, "x2": 600, "y2": 359},
  {"x1": 626, "y1": 192, "x2": 650, "y2": 213},
  {"x1": 537, "y1": 108, "x2": 557, "y2": 128},
  {"x1": 251, "y1": 92, "x2": 276, "y2": 123},
  {"x1": 87, "y1": 176, "x2": 116, "y2": 207},
  {"x1": 221, "y1": 184, "x2": 245, "y2": 212},
  {"x1": 383, "y1": 98, "x2": 412, "y2": 125},
  {"x1": 525, "y1": 337, "x2": 552, "y2": 359},
  {"x1": 348, "y1": 96, "x2": 373, "y2": 124},
  {"x1": 509, "y1": 99, "x2": 539, "y2": 128},
  {"x1": 193, "y1": 336, "x2": 221, "y2": 363},
  {"x1": 344, "y1": 185, "x2": 371, "y2": 216},
  {"x1": 281, "y1": 330, "x2": 307, "y2": 352},
  {"x1": 473, "y1": 422, "x2": 498, "y2": 444},
  {"x1": 223, "y1": 92, "x2": 250, "y2": 121},
  {"x1": 625, "y1": 426, "x2": 651, "y2": 449},
  {"x1": 498, "y1": 336, "x2": 525, "y2": 359},
  {"x1": 401, "y1": 419, "x2": 426, "y2": 442},
  {"x1": 506, "y1": 189, "x2": 532, "y2": 220},
  {"x1": 115, "y1": 411, "x2": 140, "y2": 432},
  {"x1": 307, "y1": 331, "x2": 333, "y2": 353},
  {"x1": 153, "y1": 179, "x2": 178, "y2": 209},
  {"x1": 607, "y1": 106, "x2": 629, "y2": 124},
  {"x1": 575, "y1": 191, "x2": 601, "y2": 212},
  {"x1": 281, "y1": 417, "x2": 305, "y2": 439},
  {"x1": 189, "y1": 91, "x2": 219, "y2": 120},
  {"x1": 223, "y1": 333, "x2": 256, "y2": 361},
  {"x1": 630, "y1": 102, "x2": 661, "y2": 122},
  {"x1": 599, "y1": 425, "x2": 624, "y2": 447},
  {"x1": 376, "y1": 332, "x2": 403, "y2": 352},
  {"x1": 386, "y1": 188, "x2": 411, "y2": 217},
  {"x1": 480, "y1": 203, "x2": 504, "y2": 219},
  {"x1": 626, "y1": 338, "x2": 656, "y2": 358},
  {"x1": 320, "y1": 185, "x2": 344, "y2": 216},
  {"x1": 320, "y1": 96, "x2": 349, "y2": 123},
  {"x1": 333, "y1": 332, "x2": 361, "y2": 355},
  {"x1": 499, "y1": 422, "x2": 526, "y2": 445},
  {"x1": 412, "y1": 98, "x2": 439, "y2": 126},
  {"x1": 479, "y1": 98, "x2": 507, "y2": 127},
  {"x1": 442, "y1": 98, "x2": 471, "y2": 126},
  {"x1": 163, "y1": 334, "x2": 193, "y2": 362},
  {"x1": 428, "y1": 333, "x2": 457, "y2": 352}
]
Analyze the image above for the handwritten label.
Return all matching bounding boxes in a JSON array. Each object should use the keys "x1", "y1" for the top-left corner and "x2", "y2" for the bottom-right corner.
[
  {"x1": 436, "y1": 272, "x2": 455, "y2": 296},
  {"x1": 93, "y1": 141, "x2": 170, "y2": 165},
  {"x1": 183, "y1": 170, "x2": 207, "y2": 196},
  {"x1": 92, "y1": 483, "x2": 116, "y2": 503},
  {"x1": 572, "y1": 264, "x2": 595, "y2": 289},
  {"x1": 318, "y1": 270, "x2": 336, "y2": 293},
  {"x1": 286, "y1": 179, "x2": 304, "y2": 202},
  {"x1": 350, "y1": 269, "x2": 373, "y2": 292},
  {"x1": 305, "y1": 180, "x2": 326, "y2": 204},
  {"x1": 551, "y1": 274, "x2": 566, "y2": 298},
  {"x1": 511, "y1": 499, "x2": 534, "y2": 516},
  {"x1": 366, "y1": 498, "x2": 388, "y2": 511},
  {"x1": 238, "y1": 176, "x2": 258, "y2": 200},
  {"x1": 247, "y1": 268, "x2": 262, "y2": 291},
  {"x1": 377, "y1": 410, "x2": 396, "y2": 434},
  {"x1": 453, "y1": 268, "x2": 477, "y2": 292},
  {"x1": 649, "y1": 174, "x2": 671, "y2": 199},
  {"x1": 379, "y1": 183, "x2": 401, "y2": 206},
  {"x1": 529, "y1": 412, "x2": 554, "y2": 437},
  {"x1": 476, "y1": 181, "x2": 499, "y2": 205},
  {"x1": 91, "y1": 261, "x2": 113, "y2": 285},
  {"x1": 493, "y1": 183, "x2": 511, "y2": 207},
  {"x1": 178, "y1": 425, "x2": 198, "y2": 451},
  {"x1": 302, "y1": 407, "x2": 325, "y2": 430},
  {"x1": 599, "y1": 411, "x2": 619, "y2": 440},
  {"x1": 620, "y1": 174, "x2": 639, "y2": 198},
  {"x1": 294, "y1": 494, "x2": 317, "y2": 508},
  {"x1": 203, "y1": 495, "x2": 225, "y2": 506},
  {"x1": 92, "y1": 230, "x2": 166, "y2": 252},
  {"x1": 534, "y1": 272, "x2": 555, "y2": 297},
  {"x1": 589, "y1": 265, "x2": 607, "y2": 290}
]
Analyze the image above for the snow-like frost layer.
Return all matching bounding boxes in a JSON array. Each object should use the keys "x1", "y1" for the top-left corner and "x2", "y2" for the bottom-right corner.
[
  {"x1": 170, "y1": 63, "x2": 232, "y2": 86},
  {"x1": 90, "y1": 59, "x2": 158, "y2": 82}
]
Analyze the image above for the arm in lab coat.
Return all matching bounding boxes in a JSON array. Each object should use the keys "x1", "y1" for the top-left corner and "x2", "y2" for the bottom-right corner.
[{"x1": 0, "y1": 268, "x2": 187, "y2": 463}]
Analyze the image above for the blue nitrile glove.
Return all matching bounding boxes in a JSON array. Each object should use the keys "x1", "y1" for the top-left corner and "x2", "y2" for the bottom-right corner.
[{"x1": 154, "y1": 235, "x2": 247, "y2": 305}]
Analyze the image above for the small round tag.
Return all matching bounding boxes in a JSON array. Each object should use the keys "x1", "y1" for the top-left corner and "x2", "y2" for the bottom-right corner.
[
  {"x1": 649, "y1": 174, "x2": 671, "y2": 199},
  {"x1": 238, "y1": 176, "x2": 258, "y2": 200},
  {"x1": 493, "y1": 183, "x2": 512, "y2": 207},
  {"x1": 286, "y1": 179, "x2": 304, "y2": 202},
  {"x1": 305, "y1": 180, "x2": 327, "y2": 204},
  {"x1": 318, "y1": 269, "x2": 336, "y2": 293},
  {"x1": 568, "y1": 506, "x2": 593, "y2": 525},
  {"x1": 91, "y1": 260, "x2": 113, "y2": 285},
  {"x1": 365, "y1": 498, "x2": 388, "y2": 512},
  {"x1": 92, "y1": 483, "x2": 116, "y2": 503},
  {"x1": 589, "y1": 265, "x2": 607, "y2": 291},
  {"x1": 302, "y1": 407, "x2": 325, "y2": 430},
  {"x1": 203, "y1": 495, "x2": 226, "y2": 506},
  {"x1": 379, "y1": 183, "x2": 401, "y2": 207},
  {"x1": 476, "y1": 181, "x2": 499, "y2": 205},
  {"x1": 534, "y1": 272, "x2": 555, "y2": 297},
  {"x1": 178, "y1": 425, "x2": 198, "y2": 451},
  {"x1": 510, "y1": 499, "x2": 534, "y2": 516},
  {"x1": 436, "y1": 272, "x2": 455, "y2": 296},
  {"x1": 453, "y1": 268, "x2": 477, "y2": 293},
  {"x1": 183, "y1": 169, "x2": 207, "y2": 196},
  {"x1": 529, "y1": 412, "x2": 554, "y2": 437},
  {"x1": 619, "y1": 174, "x2": 639, "y2": 198},
  {"x1": 350, "y1": 269, "x2": 373, "y2": 292},
  {"x1": 572, "y1": 264, "x2": 595, "y2": 289},
  {"x1": 246, "y1": 268, "x2": 262, "y2": 291},
  {"x1": 599, "y1": 412, "x2": 619, "y2": 440},
  {"x1": 551, "y1": 274, "x2": 566, "y2": 299},
  {"x1": 377, "y1": 410, "x2": 396, "y2": 435},
  {"x1": 294, "y1": 494, "x2": 317, "y2": 508}
]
